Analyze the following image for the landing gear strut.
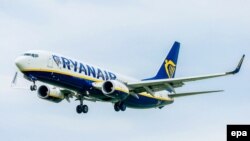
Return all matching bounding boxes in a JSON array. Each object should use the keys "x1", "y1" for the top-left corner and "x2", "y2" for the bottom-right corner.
[
  {"x1": 114, "y1": 102, "x2": 126, "y2": 112},
  {"x1": 76, "y1": 95, "x2": 89, "y2": 114},
  {"x1": 30, "y1": 81, "x2": 37, "y2": 91}
]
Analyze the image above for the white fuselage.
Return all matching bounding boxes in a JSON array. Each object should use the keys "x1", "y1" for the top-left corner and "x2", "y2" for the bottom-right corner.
[{"x1": 15, "y1": 50, "x2": 173, "y2": 109}]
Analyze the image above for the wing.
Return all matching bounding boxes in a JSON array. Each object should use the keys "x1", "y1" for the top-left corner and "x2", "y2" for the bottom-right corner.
[{"x1": 127, "y1": 55, "x2": 245, "y2": 95}]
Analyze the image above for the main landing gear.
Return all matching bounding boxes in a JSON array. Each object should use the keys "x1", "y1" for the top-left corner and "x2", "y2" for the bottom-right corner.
[
  {"x1": 76, "y1": 95, "x2": 89, "y2": 114},
  {"x1": 30, "y1": 81, "x2": 37, "y2": 91},
  {"x1": 114, "y1": 102, "x2": 126, "y2": 112},
  {"x1": 76, "y1": 104, "x2": 88, "y2": 114}
]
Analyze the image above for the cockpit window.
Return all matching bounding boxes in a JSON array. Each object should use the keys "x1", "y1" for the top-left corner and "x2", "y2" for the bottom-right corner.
[
  {"x1": 24, "y1": 53, "x2": 31, "y2": 56},
  {"x1": 24, "y1": 53, "x2": 39, "y2": 58},
  {"x1": 32, "y1": 54, "x2": 39, "y2": 58}
]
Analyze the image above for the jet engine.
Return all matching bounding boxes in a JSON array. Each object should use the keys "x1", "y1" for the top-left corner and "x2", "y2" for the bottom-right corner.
[
  {"x1": 37, "y1": 85, "x2": 64, "y2": 103},
  {"x1": 93, "y1": 80, "x2": 129, "y2": 101}
]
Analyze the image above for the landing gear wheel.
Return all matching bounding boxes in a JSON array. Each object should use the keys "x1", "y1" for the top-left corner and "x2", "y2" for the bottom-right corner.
[
  {"x1": 76, "y1": 105, "x2": 88, "y2": 114},
  {"x1": 76, "y1": 105, "x2": 83, "y2": 114},
  {"x1": 30, "y1": 86, "x2": 33, "y2": 91},
  {"x1": 82, "y1": 105, "x2": 88, "y2": 113},
  {"x1": 33, "y1": 85, "x2": 37, "y2": 90},
  {"x1": 114, "y1": 103, "x2": 120, "y2": 112},
  {"x1": 30, "y1": 85, "x2": 37, "y2": 91},
  {"x1": 120, "y1": 103, "x2": 126, "y2": 111}
]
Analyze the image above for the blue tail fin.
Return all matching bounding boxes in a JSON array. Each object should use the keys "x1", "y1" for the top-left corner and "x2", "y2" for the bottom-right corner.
[{"x1": 145, "y1": 41, "x2": 180, "y2": 80}]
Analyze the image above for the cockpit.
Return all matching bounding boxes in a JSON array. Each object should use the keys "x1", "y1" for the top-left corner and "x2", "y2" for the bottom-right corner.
[{"x1": 23, "y1": 53, "x2": 39, "y2": 58}]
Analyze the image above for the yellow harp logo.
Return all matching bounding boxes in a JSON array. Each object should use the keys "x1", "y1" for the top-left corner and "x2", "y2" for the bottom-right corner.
[{"x1": 165, "y1": 60, "x2": 176, "y2": 78}]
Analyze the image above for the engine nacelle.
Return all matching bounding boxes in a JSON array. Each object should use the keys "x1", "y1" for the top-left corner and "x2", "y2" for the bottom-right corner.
[
  {"x1": 100, "y1": 80, "x2": 129, "y2": 100},
  {"x1": 37, "y1": 85, "x2": 65, "y2": 103}
]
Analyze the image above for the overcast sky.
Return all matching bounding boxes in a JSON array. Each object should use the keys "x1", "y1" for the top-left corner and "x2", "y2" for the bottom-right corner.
[{"x1": 0, "y1": 0, "x2": 249, "y2": 141}]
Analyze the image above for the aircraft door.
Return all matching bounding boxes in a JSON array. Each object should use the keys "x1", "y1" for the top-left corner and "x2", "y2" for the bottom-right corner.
[{"x1": 47, "y1": 57, "x2": 53, "y2": 68}]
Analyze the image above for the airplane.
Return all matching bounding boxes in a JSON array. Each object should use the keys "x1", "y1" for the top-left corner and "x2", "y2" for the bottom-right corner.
[{"x1": 13, "y1": 42, "x2": 245, "y2": 114}]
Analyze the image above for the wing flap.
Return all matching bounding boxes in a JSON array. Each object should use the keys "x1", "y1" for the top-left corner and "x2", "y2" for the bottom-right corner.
[{"x1": 168, "y1": 90, "x2": 224, "y2": 98}]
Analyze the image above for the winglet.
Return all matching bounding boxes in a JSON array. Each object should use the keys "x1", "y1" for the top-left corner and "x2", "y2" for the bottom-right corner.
[{"x1": 227, "y1": 55, "x2": 245, "y2": 75}]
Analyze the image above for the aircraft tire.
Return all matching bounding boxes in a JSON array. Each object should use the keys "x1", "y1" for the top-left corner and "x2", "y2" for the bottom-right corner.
[
  {"x1": 76, "y1": 105, "x2": 82, "y2": 114},
  {"x1": 30, "y1": 85, "x2": 37, "y2": 91},
  {"x1": 33, "y1": 85, "x2": 37, "y2": 90},
  {"x1": 82, "y1": 105, "x2": 88, "y2": 113},
  {"x1": 114, "y1": 103, "x2": 120, "y2": 112},
  {"x1": 120, "y1": 103, "x2": 126, "y2": 111}
]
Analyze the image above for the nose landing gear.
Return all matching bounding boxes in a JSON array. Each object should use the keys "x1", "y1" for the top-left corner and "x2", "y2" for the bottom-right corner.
[{"x1": 30, "y1": 81, "x2": 37, "y2": 91}]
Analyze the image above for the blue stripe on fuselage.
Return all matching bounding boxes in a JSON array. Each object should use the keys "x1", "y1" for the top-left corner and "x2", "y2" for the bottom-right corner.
[{"x1": 23, "y1": 70, "x2": 172, "y2": 108}]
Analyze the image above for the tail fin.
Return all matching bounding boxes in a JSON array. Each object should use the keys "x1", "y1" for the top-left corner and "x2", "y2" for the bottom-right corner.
[{"x1": 145, "y1": 41, "x2": 180, "y2": 80}]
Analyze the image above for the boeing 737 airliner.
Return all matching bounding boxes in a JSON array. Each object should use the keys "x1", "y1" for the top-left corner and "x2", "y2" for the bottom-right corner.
[{"x1": 13, "y1": 42, "x2": 245, "y2": 114}]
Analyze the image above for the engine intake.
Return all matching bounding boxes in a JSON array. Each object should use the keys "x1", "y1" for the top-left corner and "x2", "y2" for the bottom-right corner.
[
  {"x1": 102, "y1": 81, "x2": 115, "y2": 94},
  {"x1": 38, "y1": 85, "x2": 64, "y2": 103},
  {"x1": 100, "y1": 80, "x2": 129, "y2": 100}
]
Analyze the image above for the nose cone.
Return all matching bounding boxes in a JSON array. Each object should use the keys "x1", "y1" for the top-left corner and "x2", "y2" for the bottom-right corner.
[{"x1": 15, "y1": 56, "x2": 25, "y2": 71}]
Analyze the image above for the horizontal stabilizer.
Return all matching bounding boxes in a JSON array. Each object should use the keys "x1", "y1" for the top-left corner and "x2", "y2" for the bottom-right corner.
[{"x1": 168, "y1": 90, "x2": 223, "y2": 98}]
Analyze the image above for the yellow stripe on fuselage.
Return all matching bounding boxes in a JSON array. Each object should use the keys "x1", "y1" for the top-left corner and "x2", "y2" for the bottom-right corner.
[
  {"x1": 21, "y1": 68, "x2": 172, "y2": 101},
  {"x1": 22, "y1": 68, "x2": 102, "y2": 82}
]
